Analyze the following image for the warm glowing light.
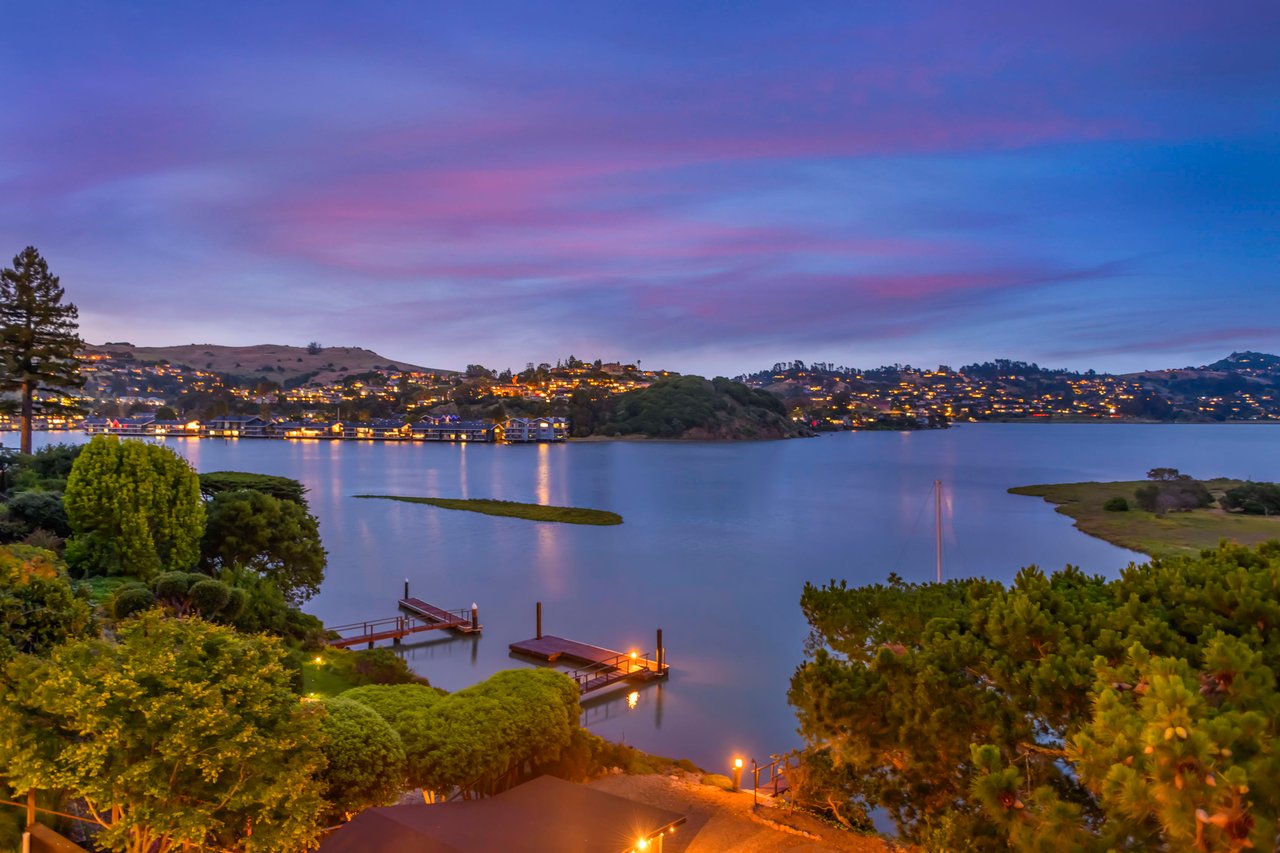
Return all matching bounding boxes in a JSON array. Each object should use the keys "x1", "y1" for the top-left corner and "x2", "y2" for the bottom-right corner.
[
  {"x1": 636, "y1": 840, "x2": 648, "y2": 850},
  {"x1": 630, "y1": 651, "x2": 637, "y2": 659},
  {"x1": 734, "y1": 757, "x2": 744, "y2": 769},
  {"x1": 627, "y1": 691, "x2": 639, "y2": 709},
  {"x1": 313, "y1": 656, "x2": 324, "y2": 665}
]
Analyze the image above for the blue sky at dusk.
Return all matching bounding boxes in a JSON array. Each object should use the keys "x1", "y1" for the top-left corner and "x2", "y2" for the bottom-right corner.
[{"x1": 2, "y1": 1, "x2": 1277, "y2": 375}]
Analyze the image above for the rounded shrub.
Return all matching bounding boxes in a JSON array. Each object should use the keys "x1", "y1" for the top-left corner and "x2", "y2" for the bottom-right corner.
[
  {"x1": 111, "y1": 584, "x2": 157, "y2": 619},
  {"x1": 1103, "y1": 496, "x2": 1130, "y2": 512},
  {"x1": 316, "y1": 697, "x2": 406, "y2": 818},
  {"x1": 188, "y1": 579, "x2": 232, "y2": 618},
  {"x1": 153, "y1": 571, "x2": 195, "y2": 601}
]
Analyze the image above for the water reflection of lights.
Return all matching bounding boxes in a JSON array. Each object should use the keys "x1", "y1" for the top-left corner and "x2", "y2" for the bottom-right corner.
[{"x1": 627, "y1": 691, "x2": 639, "y2": 709}]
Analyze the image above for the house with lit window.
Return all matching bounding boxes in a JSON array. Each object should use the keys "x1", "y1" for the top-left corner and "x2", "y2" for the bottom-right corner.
[
  {"x1": 205, "y1": 415, "x2": 269, "y2": 438},
  {"x1": 504, "y1": 416, "x2": 568, "y2": 442}
]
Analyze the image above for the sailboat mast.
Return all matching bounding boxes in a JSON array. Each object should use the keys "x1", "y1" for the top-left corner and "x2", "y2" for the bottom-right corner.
[{"x1": 934, "y1": 479, "x2": 943, "y2": 583}]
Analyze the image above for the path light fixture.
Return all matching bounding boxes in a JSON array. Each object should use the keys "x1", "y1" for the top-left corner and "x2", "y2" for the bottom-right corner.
[
  {"x1": 731, "y1": 757, "x2": 744, "y2": 791},
  {"x1": 751, "y1": 757, "x2": 758, "y2": 808}
]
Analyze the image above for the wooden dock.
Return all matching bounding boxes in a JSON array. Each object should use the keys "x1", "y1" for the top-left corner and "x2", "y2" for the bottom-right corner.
[
  {"x1": 509, "y1": 632, "x2": 668, "y2": 696},
  {"x1": 327, "y1": 597, "x2": 480, "y2": 648}
]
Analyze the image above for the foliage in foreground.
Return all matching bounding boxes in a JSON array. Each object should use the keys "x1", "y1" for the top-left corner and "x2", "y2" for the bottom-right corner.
[
  {"x1": 789, "y1": 540, "x2": 1280, "y2": 851},
  {"x1": 342, "y1": 668, "x2": 580, "y2": 798},
  {"x1": 0, "y1": 612, "x2": 326, "y2": 853}
]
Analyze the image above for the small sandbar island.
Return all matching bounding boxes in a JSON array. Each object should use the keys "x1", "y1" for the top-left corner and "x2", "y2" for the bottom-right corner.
[{"x1": 354, "y1": 495, "x2": 624, "y2": 525}]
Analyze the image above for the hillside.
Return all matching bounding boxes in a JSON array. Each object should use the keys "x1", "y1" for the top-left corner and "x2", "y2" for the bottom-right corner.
[
  {"x1": 583, "y1": 375, "x2": 812, "y2": 440},
  {"x1": 86, "y1": 343, "x2": 455, "y2": 385}
]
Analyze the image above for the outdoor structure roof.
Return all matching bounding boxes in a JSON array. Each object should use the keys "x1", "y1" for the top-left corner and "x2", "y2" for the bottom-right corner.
[{"x1": 319, "y1": 775, "x2": 684, "y2": 853}]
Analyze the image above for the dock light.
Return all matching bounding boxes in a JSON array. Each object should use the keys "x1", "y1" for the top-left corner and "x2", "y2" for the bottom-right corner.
[
  {"x1": 636, "y1": 839, "x2": 648, "y2": 851},
  {"x1": 631, "y1": 651, "x2": 638, "y2": 659}
]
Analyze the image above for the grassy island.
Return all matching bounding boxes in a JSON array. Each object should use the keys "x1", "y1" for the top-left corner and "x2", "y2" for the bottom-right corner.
[
  {"x1": 1010, "y1": 477, "x2": 1280, "y2": 557},
  {"x1": 355, "y1": 495, "x2": 623, "y2": 525}
]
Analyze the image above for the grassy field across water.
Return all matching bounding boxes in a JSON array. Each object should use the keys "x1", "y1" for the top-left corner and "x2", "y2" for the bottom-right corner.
[
  {"x1": 1010, "y1": 478, "x2": 1280, "y2": 558},
  {"x1": 354, "y1": 495, "x2": 623, "y2": 525}
]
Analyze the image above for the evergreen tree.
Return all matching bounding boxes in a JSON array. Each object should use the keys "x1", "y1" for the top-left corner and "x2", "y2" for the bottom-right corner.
[
  {"x1": 63, "y1": 436, "x2": 206, "y2": 579},
  {"x1": 790, "y1": 541, "x2": 1280, "y2": 850},
  {"x1": 0, "y1": 248, "x2": 84, "y2": 454}
]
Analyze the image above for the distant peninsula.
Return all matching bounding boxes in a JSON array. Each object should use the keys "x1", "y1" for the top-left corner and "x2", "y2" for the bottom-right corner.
[
  {"x1": 355, "y1": 495, "x2": 623, "y2": 525},
  {"x1": 1011, "y1": 477, "x2": 1280, "y2": 557}
]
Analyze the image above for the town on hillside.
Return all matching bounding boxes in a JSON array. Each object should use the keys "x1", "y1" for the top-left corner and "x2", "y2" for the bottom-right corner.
[{"x1": 3, "y1": 345, "x2": 1278, "y2": 439}]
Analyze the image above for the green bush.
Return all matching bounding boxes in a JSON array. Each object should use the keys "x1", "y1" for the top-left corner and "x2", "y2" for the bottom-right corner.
[
  {"x1": 701, "y1": 774, "x2": 734, "y2": 791},
  {"x1": 110, "y1": 584, "x2": 157, "y2": 620},
  {"x1": 1102, "y1": 496, "x2": 1129, "y2": 512},
  {"x1": 1221, "y1": 482, "x2": 1280, "y2": 515},
  {"x1": 349, "y1": 647, "x2": 422, "y2": 686},
  {"x1": 315, "y1": 697, "x2": 406, "y2": 820}
]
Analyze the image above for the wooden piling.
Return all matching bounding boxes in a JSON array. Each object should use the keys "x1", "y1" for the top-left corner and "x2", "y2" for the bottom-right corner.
[
  {"x1": 404, "y1": 578, "x2": 409, "y2": 599},
  {"x1": 536, "y1": 601, "x2": 542, "y2": 639},
  {"x1": 656, "y1": 628, "x2": 664, "y2": 669},
  {"x1": 471, "y1": 602, "x2": 479, "y2": 631}
]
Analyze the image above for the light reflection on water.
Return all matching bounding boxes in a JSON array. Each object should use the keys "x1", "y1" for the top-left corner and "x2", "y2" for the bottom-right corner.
[{"x1": 27, "y1": 425, "x2": 1280, "y2": 769}]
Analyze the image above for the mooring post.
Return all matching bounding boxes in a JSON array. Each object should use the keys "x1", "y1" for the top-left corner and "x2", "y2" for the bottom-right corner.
[
  {"x1": 471, "y1": 602, "x2": 479, "y2": 630},
  {"x1": 404, "y1": 578, "x2": 409, "y2": 600},
  {"x1": 536, "y1": 601, "x2": 542, "y2": 639},
  {"x1": 656, "y1": 628, "x2": 664, "y2": 671},
  {"x1": 25, "y1": 788, "x2": 34, "y2": 828}
]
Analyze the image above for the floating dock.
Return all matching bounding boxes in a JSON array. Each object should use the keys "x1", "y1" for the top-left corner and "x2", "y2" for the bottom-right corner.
[
  {"x1": 509, "y1": 603, "x2": 669, "y2": 696},
  {"x1": 327, "y1": 591, "x2": 480, "y2": 648}
]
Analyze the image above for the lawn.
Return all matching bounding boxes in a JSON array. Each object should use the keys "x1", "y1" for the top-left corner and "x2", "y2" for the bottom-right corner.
[
  {"x1": 300, "y1": 652, "x2": 359, "y2": 698},
  {"x1": 354, "y1": 495, "x2": 623, "y2": 525},
  {"x1": 1009, "y1": 478, "x2": 1280, "y2": 558}
]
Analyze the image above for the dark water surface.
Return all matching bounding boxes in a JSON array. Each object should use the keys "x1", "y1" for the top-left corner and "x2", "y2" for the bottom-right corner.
[{"x1": 30, "y1": 425, "x2": 1280, "y2": 771}]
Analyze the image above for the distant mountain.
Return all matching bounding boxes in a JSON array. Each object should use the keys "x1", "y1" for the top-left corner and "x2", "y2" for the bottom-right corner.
[{"x1": 85, "y1": 343, "x2": 455, "y2": 385}]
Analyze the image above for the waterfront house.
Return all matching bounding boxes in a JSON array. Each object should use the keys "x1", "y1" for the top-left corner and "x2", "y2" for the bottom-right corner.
[
  {"x1": 205, "y1": 415, "x2": 269, "y2": 438},
  {"x1": 353, "y1": 418, "x2": 411, "y2": 440},
  {"x1": 109, "y1": 416, "x2": 156, "y2": 435},
  {"x1": 83, "y1": 417, "x2": 111, "y2": 435},
  {"x1": 504, "y1": 416, "x2": 568, "y2": 442}
]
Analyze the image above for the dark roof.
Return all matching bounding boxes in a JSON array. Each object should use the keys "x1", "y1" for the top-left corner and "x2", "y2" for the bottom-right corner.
[
  {"x1": 319, "y1": 775, "x2": 684, "y2": 853},
  {"x1": 208, "y1": 415, "x2": 267, "y2": 424}
]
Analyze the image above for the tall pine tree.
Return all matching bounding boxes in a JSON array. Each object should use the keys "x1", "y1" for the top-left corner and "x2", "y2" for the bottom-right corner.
[{"x1": 0, "y1": 247, "x2": 84, "y2": 454}]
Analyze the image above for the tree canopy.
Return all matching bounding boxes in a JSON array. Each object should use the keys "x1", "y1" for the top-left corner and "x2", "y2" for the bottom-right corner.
[
  {"x1": 198, "y1": 470, "x2": 309, "y2": 506},
  {"x1": 0, "y1": 247, "x2": 84, "y2": 454},
  {"x1": 63, "y1": 436, "x2": 205, "y2": 579},
  {"x1": 200, "y1": 488, "x2": 326, "y2": 603},
  {"x1": 0, "y1": 611, "x2": 325, "y2": 852},
  {"x1": 789, "y1": 541, "x2": 1280, "y2": 851}
]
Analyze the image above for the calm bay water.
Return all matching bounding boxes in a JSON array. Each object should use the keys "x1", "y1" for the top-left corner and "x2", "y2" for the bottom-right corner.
[{"x1": 29, "y1": 425, "x2": 1280, "y2": 770}]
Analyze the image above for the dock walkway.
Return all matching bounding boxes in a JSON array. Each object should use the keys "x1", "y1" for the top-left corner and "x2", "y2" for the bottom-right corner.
[
  {"x1": 327, "y1": 597, "x2": 480, "y2": 648},
  {"x1": 509, "y1": 634, "x2": 668, "y2": 696}
]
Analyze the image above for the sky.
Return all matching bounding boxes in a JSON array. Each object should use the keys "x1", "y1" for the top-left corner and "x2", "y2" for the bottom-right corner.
[{"x1": 1, "y1": 1, "x2": 1277, "y2": 376}]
